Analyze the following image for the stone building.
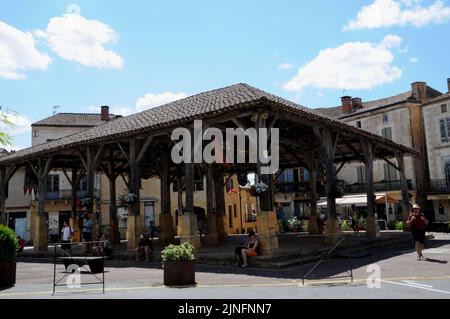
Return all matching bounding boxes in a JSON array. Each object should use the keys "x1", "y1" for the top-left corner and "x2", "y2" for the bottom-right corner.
[
  {"x1": 316, "y1": 82, "x2": 442, "y2": 222},
  {"x1": 422, "y1": 78, "x2": 450, "y2": 222}
]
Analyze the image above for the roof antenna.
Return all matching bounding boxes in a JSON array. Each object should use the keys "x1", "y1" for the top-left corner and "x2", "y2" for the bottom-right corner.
[{"x1": 53, "y1": 105, "x2": 61, "y2": 115}]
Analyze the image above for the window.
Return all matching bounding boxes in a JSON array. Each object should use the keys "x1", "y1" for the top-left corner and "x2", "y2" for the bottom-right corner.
[
  {"x1": 438, "y1": 203, "x2": 445, "y2": 215},
  {"x1": 440, "y1": 118, "x2": 450, "y2": 143},
  {"x1": 228, "y1": 205, "x2": 233, "y2": 228},
  {"x1": 356, "y1": 121, "x2": 362, "y2": 128},
  {"x1": 302, "y1": 168, "x2": 310, "y2": 182},
  {"x1": 233, "y1": 204, "x2": 237, "y2": 218},
  {"x1": 381, "y1": 127, "x2": 393, "y2": 140},
  {"x1": 441, "y1": 104, "x2": 448, "y2": 113},
  {"x1": 46, "y1": 174, "x2": 59, "y2": 192},
  {"x1": 225, "y1": 178, "x2": 234, "y2": 192},
  {"x1": 384, "y1": 164, "x2": 398, "y2": 182},
  {"x1": 356, "y1": 167, "x2": 366, "y2": 184},
  {"x1": 78, "y1": 177, "x2": 87, "y2": 191},
  {"x1": 383, "y1": 114, "x2": 389, "y2": 123}
]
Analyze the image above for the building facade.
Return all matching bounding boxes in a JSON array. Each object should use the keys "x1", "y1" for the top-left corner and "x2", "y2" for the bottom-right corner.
[
  {"x1": 315, "y1": 82, "x2": 442, "y2": 222},
  {"x1": 422, "y1": 79, "x2": 450, "y2": 222}
]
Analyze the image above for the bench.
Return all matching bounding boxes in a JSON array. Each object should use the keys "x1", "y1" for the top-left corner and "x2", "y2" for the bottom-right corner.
[{"x1": 58, "y1": 256, "x2": 105, "y2": 274}]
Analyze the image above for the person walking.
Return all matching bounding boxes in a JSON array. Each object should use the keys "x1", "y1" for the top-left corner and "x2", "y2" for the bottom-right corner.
[
  {"x1": 350, "y1": 204, "x2": 360, "y2": 236},
  {"x1": 406, "y1": 204, "x2": 428, "y2": 260},
  {"x1": 60, "y1": 220, "x2": 73, "y2": 255}
]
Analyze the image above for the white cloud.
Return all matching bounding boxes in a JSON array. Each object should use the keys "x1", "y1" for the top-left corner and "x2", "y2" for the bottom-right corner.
[
  {"x1": 278, "y1": 63, "x2": 295, "y2": 70},
  {"x1": 317, "y1": 92, "x2": 324, "y2": 97},
  {"x1": 410, "y1": 57, "x2": 419, "y2": 63},
  {"x1": 283, "y1": 35, "x2": 403, "y2": 92},
  {"x1": 0, "y1": 21, "x2": 51, "y2": 80},
  {"x1": 0, "y1": 111, "x2": 32, "y2": 135},
  {"x1": 136, "y1": 92, "x2": 188, "y2": 111},
  {"x1": 344, "y1": 0, "x2": 450, "y2": 30},
  {"x1": 36, "y1": 13, "x2": 123, "y2": 69}
]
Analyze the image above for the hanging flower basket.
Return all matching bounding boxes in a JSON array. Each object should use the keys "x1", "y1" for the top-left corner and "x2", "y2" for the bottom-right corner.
[
  {"x1": 250, "y1": 182, "x2": 269, "y2": 197},
  {"x1": 119, "y1": 193, "x2": 138, "y2": 206},
  {"x1": 80, "y1": 196, "x2": 93, "y2": 208}
]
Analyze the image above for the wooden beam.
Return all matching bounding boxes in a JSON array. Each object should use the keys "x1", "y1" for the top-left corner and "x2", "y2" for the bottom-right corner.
[
  {"x1": 76, "y1": 149, "x2": 88, "y2": 170},
  {"x1": 136, "y1": 135, "x2": 153, "y2": 164},
  {"x1": 117, "y1": 142, "x2": 130, "y2": 163}
]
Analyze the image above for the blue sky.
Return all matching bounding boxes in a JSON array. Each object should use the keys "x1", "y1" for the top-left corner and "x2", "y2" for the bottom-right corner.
[{"x1": 0, "y1": 0, "x2": 449, "y2": 150}]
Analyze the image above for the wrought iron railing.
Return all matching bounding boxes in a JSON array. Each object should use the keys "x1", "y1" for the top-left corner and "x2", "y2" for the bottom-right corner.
[
  {"x1": 344, "y1": 180, "x2": 413, "y2": 194},
  {"x1": 427, "y1": 179, "x2": 450, "y2": 194}
]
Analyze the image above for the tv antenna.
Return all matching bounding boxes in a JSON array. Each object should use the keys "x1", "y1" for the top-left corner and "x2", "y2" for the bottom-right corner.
[{"x1": 53, "y1": 105, "x2": 61, "y2": 115}]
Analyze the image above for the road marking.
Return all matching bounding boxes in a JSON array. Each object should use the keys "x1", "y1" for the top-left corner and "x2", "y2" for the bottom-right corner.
[
  {"x1": 382, "y1": 280, "x2": 450, "y2": 295},
  {"x1": 2, "y1": 275, "x2": 450, "y2": 297},
  {"x1": 401, "y1": 280, "x2": 433, "y2": 288}
]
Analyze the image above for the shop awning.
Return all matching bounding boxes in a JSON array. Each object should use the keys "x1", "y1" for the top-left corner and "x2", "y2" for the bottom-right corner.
[{"x1": 317, "y1": 193, "x2": 398, "y2": 207}]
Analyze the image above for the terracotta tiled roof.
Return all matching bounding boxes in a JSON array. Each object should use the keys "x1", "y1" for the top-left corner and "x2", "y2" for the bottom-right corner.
[
  {"x1": 315, "y1": 86, "x2": 442, "y2": 119},
  {"x1": 32, "y1": 113, "x2": 122, "y2": 127},
  {"x1": 421, "y1": 92, "x2": 450, "y2": 106},
  {"x1": 0, "y1": 83, "x2": 418, "y2": 165}
]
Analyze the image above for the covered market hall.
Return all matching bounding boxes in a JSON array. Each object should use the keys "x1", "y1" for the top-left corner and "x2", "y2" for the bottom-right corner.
[{"x1": 0, "y1": 83, "x2": 418, "y2": 255}]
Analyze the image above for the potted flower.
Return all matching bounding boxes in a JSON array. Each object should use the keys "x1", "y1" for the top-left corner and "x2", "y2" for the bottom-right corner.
[
  {"x1": 119, "y1": 193, "x2": 138, "y2": 207},
  {"x1": 0, "y1": 225, "x2": 19, "y2": 287},
  {"x1": 80, "y1": 196, "x2": 93, "y2": 208},
  {"x1": 250, "y1": 181, "x2": 269, "y2": 197},
  {"x1": 161, "y1": 242, "x2": 195, "y2": 286}
]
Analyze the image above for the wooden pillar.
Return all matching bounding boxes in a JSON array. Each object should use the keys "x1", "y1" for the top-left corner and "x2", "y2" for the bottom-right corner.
[
  {"x1": 63, "y1": 166, "x2": 82, "y2": 242},
  {"x1": 127, "y1": 138, "x2": 141, "y2": 250},
  {"x1": 181, "y1": 162, "x2": 200, "y2": 248},
  {"x1": 322, "y1": 129, "x2": 340, "y2": 235},
  {"x1": 396, "y1": 153, "x2": 411, "y2": 223},
  {"x1": 214, "y1": 169, "x2": 226, "y2": 241},
  {"x1": 33, "y1": 158, "x2": 52, "y2": 252},
  {"x1": 0, "y1": 165, "x2": 17, "y2": 225},
  {"x1": 363, "y1": 142, "x2": 380, "y2": 238},
  {"x1": 159, "y1": 155, "x2": 175, "y2": 245},
  {"x1": 205, "y1": 164, "x2": 219, "y2": 244},
  {"x1": 305, "y1": 154, "x2": 320, "y2": 235},
  {"x1": 255, "y1": 112, "x2": 278, "y2": 255},
  {"x1": 0, "y1": 168, "x2": 6, "y2": 226},
  {"x1": 107, "y1": 157, "x2": 120, "y2": 244}
]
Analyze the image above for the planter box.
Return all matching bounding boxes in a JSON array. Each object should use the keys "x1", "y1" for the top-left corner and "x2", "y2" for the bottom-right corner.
[
  {"x1": 163, "y1": 260, "x2": 196, "y2": 286},
  {"x1": 0, "y1": 262, "x2": 16, "y2": 287}
]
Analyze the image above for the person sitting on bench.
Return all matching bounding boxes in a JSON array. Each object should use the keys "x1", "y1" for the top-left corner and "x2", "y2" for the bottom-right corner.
[
  {"x1": 234, "y1": 231, "x2": 259, "y2": 268},
  {"x1": 135, "y1": 233, "x2": 153, "y2": 262}
]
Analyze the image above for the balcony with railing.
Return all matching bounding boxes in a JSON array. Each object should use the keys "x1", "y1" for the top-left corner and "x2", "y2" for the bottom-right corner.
[
  {"x1": 344, "y1": 180, "x2": 413, "y2": 194},
  {"x1": 426, "y1": 179, "x2": 450, "y2": 194},
  {"x1": 44, "y1": 189, "x2": 100, "y2": 200}
]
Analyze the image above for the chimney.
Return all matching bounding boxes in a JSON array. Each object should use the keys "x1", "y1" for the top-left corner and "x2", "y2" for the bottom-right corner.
[
  {"x1": 341, "y1": 96, "x2": 352, "y2": 114},
  {"x1": 351, "y1": 97, "x2": 362, "y2": 110},
  {"x1": 101, "y1": 106, "x2": 110, "y2": 121},
  {"x1": 447, "y1": 78, "x2": 450, "y2": 93},
  {"x1": 411, "y1": 82, "x2": 427, "y2": 102}
]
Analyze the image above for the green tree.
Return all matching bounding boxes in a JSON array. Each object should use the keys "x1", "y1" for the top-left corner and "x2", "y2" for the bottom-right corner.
[{"x1": 0, "y1": 106, "x2": 14, "y2": 147}]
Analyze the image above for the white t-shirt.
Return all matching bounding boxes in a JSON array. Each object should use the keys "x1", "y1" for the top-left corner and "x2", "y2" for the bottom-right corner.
[{"x1": 61, "y1": 226, "x2": 73, "y2": 241}]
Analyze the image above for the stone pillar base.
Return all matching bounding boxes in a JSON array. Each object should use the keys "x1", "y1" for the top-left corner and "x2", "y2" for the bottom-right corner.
[
  {"x1": 256, "y1": 211, "x2": 279, "y2": 256},
  {"x1": 108, "y1": 218, "x2": 120, "y2": 244},
  {"x1": 127, "y1": 214, "x2": 143, "y2": 251},
  {"x1": 70, "y1": 218, "x2": 80, "y2": 243},
  {"x1": 205, "y1": 213, "x2": 218, "y2": 244},
  {"x1": 216, "y1": 213, "x2": 227, "y2": 242},
  {"x1": 366, "y1": 216, "x2": 381, "y2": 239},
  {"x1": 159, "y1": 213, "x2": 175, "y2": 245},
  {"x1": 308, "y1": 215, "x2": 320, "y2": 235},
  {"x1": 34, "y1": 214, "x2": 48, "y2": 252},
  {"x1": 324, "y1": 218, "x2": 341, "y2": 244},
  {"x1": 181, "y1": 213, "x2": 201, "y2": 249}
]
